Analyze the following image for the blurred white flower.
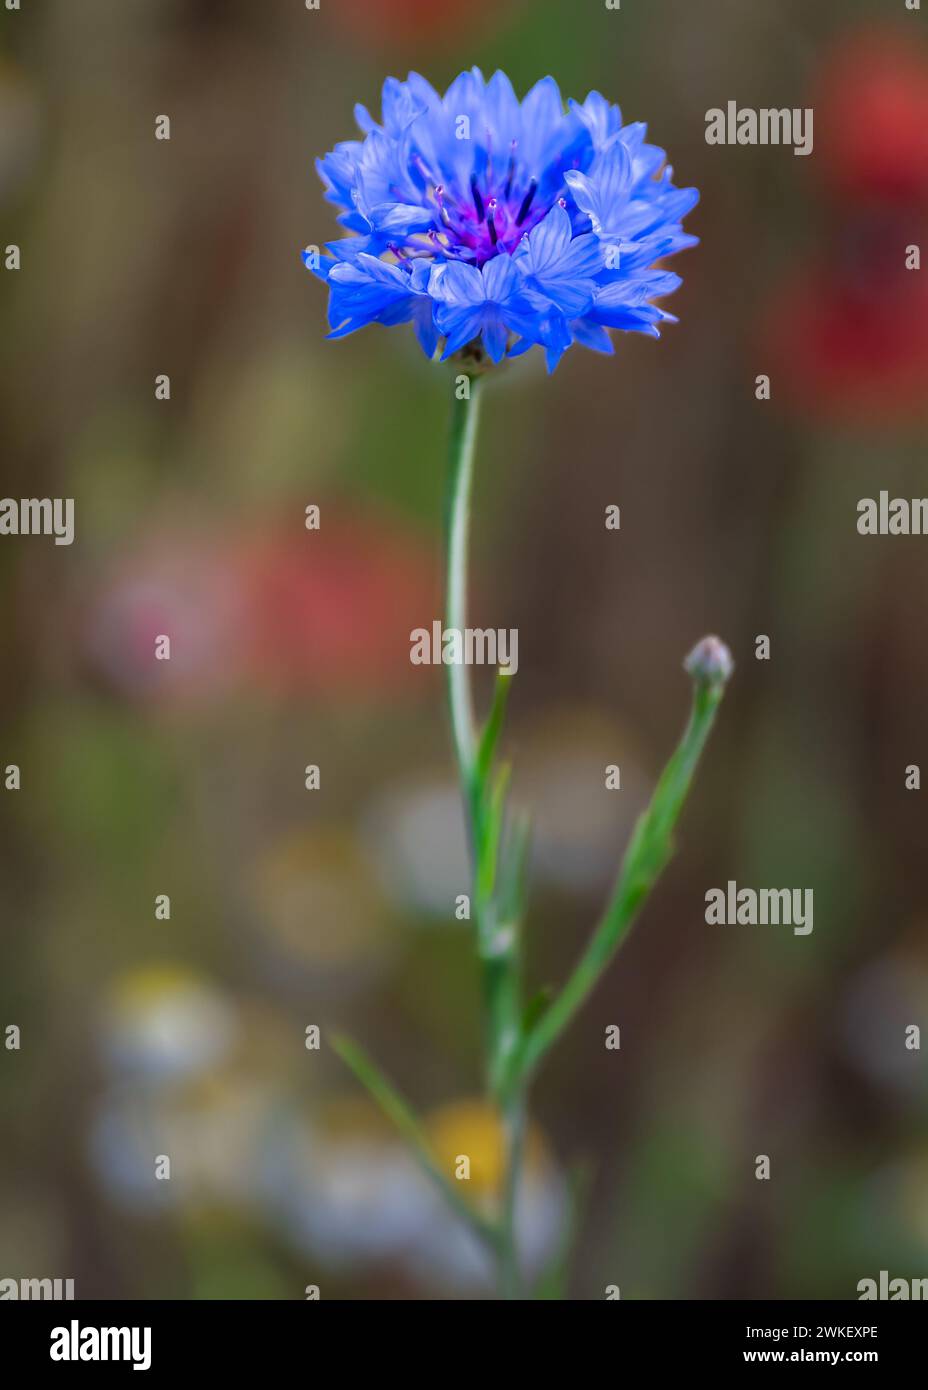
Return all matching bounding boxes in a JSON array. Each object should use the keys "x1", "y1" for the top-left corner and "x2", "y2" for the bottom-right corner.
[
  {"x1": 90, "y1": 1072, "x2": 288, "y2": 1215},
  {"x1": 266, "y1": 1098, "x2": 429, "y2": 1265},
  {"x1": 268, "y1": 1096, "x2": 565, "y2": 1291},
  {"x1": 100, "y1": 966, "x2": 237, "y2": 1085},
  {"x1": 360, "y1": 777, "x2": 469, "y2": 920}
]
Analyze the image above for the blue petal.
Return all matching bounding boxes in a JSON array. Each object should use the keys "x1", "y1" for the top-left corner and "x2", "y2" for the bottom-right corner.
[
  {"x1": 564, "y1": 143, "x2": 634, "y2": 242},
  {"x1": 438, "y1": 307, "x2": 486, "y2": 358},
  {"x1": 482, "y1": 319, "x2": 510, "y2": 364}
]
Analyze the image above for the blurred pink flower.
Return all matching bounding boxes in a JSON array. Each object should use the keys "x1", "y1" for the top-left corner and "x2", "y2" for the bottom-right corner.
[
  {"x1": 84, "y1": 530, "x2": 248, "y2": 703},
  {"x1": 84, "y1": 509, "x2": 436, "y2": 704}
]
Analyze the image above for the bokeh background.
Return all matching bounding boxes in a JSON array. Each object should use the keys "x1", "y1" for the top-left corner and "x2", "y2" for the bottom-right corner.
[{"x1": 1, "y1": 0, "x2": 927, "y2": 1300}]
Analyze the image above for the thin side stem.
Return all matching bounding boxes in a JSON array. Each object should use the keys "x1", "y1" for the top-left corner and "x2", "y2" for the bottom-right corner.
[
  {"x1": 509, "y1": 678, "x2": 725, "y2": 1086},
  {"x1": 331, "y1": 1034, "x2": 501, "y2": 1255}
]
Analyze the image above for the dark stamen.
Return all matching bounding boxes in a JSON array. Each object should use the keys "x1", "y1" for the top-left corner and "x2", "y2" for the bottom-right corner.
[
  {"x1": 516, "y1": 178, "x2": 538, "y2": 225},
  {"x1": 470, "y1": 175, "x2": 485, "y2": 221},
  {"x1": 487, "y1": 198, "x2": 499, "y2": 246}
]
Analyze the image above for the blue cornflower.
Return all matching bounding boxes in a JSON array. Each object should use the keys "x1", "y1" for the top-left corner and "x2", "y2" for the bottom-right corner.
[{"x1": 305, "y1": 70, "x2": 699, "y2": 372}]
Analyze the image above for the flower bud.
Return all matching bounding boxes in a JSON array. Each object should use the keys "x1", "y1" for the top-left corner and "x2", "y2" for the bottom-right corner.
[{"x1": 684, "y1": 635, "x2": 734, "y2": 689}]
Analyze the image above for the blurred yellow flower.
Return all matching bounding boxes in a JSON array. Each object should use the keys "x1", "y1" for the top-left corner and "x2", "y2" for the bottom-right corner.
[{"x1": 425, "y1": 1099, "x2": 549, "y2": 1208}]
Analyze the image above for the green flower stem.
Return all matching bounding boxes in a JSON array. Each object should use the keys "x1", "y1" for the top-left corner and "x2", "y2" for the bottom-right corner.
[
  {"x1": 444, "y1": 379, "x2": 483, "y2": 811},
  {"x1": 497, "y1": 1092, "x2": 527, "y2": 1299},
  {"x1": 443, "y1": 378, "x2": 521, "y2": 1095},
  {"x1": 444, "y1": 377, "x2": 527, "y2": 1297},
  {"x1": 506, "y1": 675, "x2": 727, "y2": 1089}
]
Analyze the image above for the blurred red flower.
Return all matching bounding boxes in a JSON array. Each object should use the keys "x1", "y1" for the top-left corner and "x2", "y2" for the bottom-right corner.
[
  {"x1": 764, "y1": 228, "x2": 928, "y2": 424},
  {"x1": 817, "y1": 31, "x2": 928, "y2": 203},
  {"x1": 242, "y1": 512, "x2": 436, "y2": 696},
  {"x1": 763, "y1": 30, "x2": 928, "y2": 424},
  {"x1": 334, "y1": 0, "x2": 508, "y2": 43}
]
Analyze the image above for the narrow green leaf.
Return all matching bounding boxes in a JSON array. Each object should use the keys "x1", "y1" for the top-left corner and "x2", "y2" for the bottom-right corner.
[
  {"x1": 476, "y1": 669, "x2": 515, "y2": 790},
  {"x1": 477, "y1": 760, "x2": 511, "y2": 904},
  {"x1": 499, "y1": 809, "x2": 533, "y2": 927},
  {"x1": 330, "y1": 1033, "x2": 500, "y2": 1251}
]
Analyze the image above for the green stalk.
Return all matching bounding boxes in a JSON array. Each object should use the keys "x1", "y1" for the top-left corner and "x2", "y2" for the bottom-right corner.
[
  {"x1": 443, "y1": 375, "x2": 526, "y2": 1297},
  {"x1": 443, "y1": 378, "x2": 520, "y2": 1086},
  {"x1": 497, "y1": 1092, "x2": 527, "y2": 1299},
  {"x1": 444, "y1": 378, "x2": 483, "y2": 811}
]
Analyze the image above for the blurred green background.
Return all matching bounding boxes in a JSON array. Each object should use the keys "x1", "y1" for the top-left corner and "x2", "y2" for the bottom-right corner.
[{"x1": 1, "y1": 0, "x2": 927, "y2": 1299}]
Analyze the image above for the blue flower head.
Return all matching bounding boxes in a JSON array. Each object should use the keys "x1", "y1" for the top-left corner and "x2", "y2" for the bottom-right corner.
[{"x1": 306, "y1": 70, "x2": 699, "y2": 372}]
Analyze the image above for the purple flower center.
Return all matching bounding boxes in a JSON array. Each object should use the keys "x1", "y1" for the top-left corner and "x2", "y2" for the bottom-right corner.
[{"x1": 404, "y1": 144, "x2": 574, "y2": 266}]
